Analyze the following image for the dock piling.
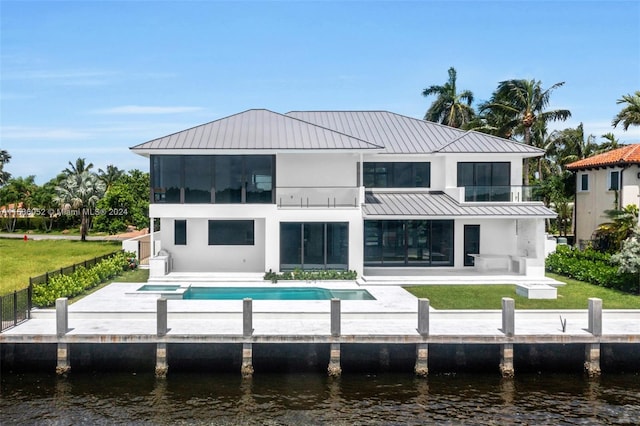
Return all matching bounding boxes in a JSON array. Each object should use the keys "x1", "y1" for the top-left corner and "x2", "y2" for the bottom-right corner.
[
  {"x1": 414, "y1": 343, "x2": 429, "y2": 377},
  {"x1": 55, "y1": 298, "x2": 70, "y2": 375},
  {"x1": 417, "y1": 298, "x2": 429, "y2": 336},
  {"x1": 328, "y1": 299, "x2": 342, "y2": 376},
  {"x1": 585, "y1": 298, "x2": 602, "y2": 377},
  {"x1": 241, "y1": 299, "x2": 254, "y2": 378},
  {"x1": 500, "y1": 298, "x2": 515, "y2": 378},
  {"x1": 155, "y1": 298, "x2": 168, "y2": 378}
]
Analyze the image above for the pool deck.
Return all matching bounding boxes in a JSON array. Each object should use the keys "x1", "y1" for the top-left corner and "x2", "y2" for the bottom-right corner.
[{"x1": 2, "y1": 281, "x2": 639, "y2": 345}]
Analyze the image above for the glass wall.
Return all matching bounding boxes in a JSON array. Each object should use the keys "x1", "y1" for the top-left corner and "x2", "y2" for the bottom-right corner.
[
  {"x1": 208, "y1": 220, "x2": 254, "y2": 245},
  {"x1": 364, "y1": 220, "x2": 453, "y2": 266},
  {"x1": 363, "y1": 162, "x2": 430, "y2": 188},
  {"x1": 151, "y1": 155, "x2": 274, "y2": 204},
  {"x1": 280, "y1": 222, "x2": 349, "y2": 270},
  {"x1": 457, "y1": 162, "x2": 510, "y2": 201}
]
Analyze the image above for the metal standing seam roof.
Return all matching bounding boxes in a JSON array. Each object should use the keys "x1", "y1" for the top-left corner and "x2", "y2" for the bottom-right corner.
[
  {"x1": 363, "y1": 192, "x2": 557, "y2": 218},
  {"x1": 286, "y1": 110, "x2": 544, "y2": 155},
  {"x1": 130, "y1": 109, "x2": 384, "y2": 151}
]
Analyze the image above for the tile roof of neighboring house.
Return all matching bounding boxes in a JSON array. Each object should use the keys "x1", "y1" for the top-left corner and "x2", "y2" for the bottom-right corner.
[
  {"x1": 131, "y1": 109, "x2": 383, "y2": 152},
  {"x1": 287, "y1": 110, "x2": 543, "y2": 155},
  {"x1": 130, "y1": 109, "x2": 544, "y2": 155},
  {"x1": 363, "y1": 192, "x2": 557, "y2": 218},
  {"x1": 565, "y1": 144, "x2": 640, "y2": 170}
]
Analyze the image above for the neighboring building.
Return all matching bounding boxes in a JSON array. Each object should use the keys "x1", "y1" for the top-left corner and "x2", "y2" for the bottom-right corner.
[
  {"x1": 130, "y1": 109, "x2": 556, "y2": 279},
  {"x1": 566, "y1": 144, "x2": 640, "y2": 247}
]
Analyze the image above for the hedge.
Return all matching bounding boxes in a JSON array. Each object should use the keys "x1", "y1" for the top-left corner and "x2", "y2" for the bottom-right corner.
[
  {"x1": 546, "y1": 245, "x2": 637, "y2": 293},
  {"x1": 264, "y1": 269, "x2": 358, "y2": 283},
  {"x1": 32, "y1": 251, "x2": 137, "y2": 307}
]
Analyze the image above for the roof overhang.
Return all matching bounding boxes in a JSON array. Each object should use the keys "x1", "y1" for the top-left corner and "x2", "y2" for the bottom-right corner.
[{"x1": 362, "y1": 191, "x2": 557, "y2": 219}]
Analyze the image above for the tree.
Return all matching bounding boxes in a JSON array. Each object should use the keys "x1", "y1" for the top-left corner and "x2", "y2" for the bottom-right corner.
[
  {"x1": 98, "y1": 165, "x2": 125, "y2": 191},
  {"x1": 422, "y1": 67, "x2": 475, "y2": 128},
  {"x1": 32, "y1": 176, "x2": 64, "y2": 231},
  {"x1": 551, "y1": 123, "x2": 600, "y2": 166},
  {"x1": 0, "y1": 176, "x2": 37, "y2": 232},
  {"x1": 480, "y1": 79, "x2": 571, "y2": 185},
  {"x1": 599, "y1": 132, "x2": 620, "y2": 152},
  {"x1": 63, "y1": 157, "x2": 94, "y2": 176},
  {"x1": 54, "y1": 171, "x2": 105, "y2": 241},
  {"x1": 593, "y1": 205, "x2": 639, "y2": 253},
  {"x1": 612, "y1": 91, "x2": 640, "y2": 131},
  {"x1": 94, "y1": 169, "x2": 150, "y2": 234},
  {"x1": 0, "y1": 149, "x2": 11, "y2": 186},
  {"x1": 611, "y1": 228, "x2": 640, "y2": 294}
]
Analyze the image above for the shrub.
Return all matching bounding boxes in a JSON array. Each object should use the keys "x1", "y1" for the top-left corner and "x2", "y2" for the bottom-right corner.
[
  {"x1": 264, "y1": 269, "x2": 358, "y2": 283},
  {"x1": 32, "y1": 251, "x2": 135, "y2": 307},
  {"x1": 546, "y1": 245, "x2": 636, "y2": 292}
]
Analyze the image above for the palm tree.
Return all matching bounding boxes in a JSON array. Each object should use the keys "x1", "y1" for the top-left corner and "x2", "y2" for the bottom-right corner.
[
  {"x1": 98, "y1": 165, "x2": 125, "y2": 191},
  {"x1": 54, "y1": 171, "x2": 105, "y2": 241},
  {"x1": 552, "y1": 123, "x2": 600, "y2": 166},
  {"x1": 480, "y1": 79, "x2": 571, "y2": 185},
  {"x1": 64, "y1": 157, "x2": 94, "y2": 176},
  {"x1": 0, "y1": 149, "x2": 11, "y2": 186},
  {"x1": 599, "y1": 132, "x2": 620, "y2": 152},
  {"x1": 422, "y1": 67, "x2": 475, "y2": 128},
  {"x1": 612, "y1": 91, "x2": 640, "y2": 130}
]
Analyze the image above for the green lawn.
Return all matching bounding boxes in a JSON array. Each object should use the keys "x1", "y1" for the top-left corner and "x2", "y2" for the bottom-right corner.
[
  {"x1": 404, "y1": 273, "x2": 640, "y2": 309},
  {"x1": 0, "y1": 238, "x2": 122, "y2": 295}
]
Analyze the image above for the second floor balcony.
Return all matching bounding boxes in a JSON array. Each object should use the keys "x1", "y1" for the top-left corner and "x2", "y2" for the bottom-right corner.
[
  {"x1": 277, "y1": 186, "x2": 361, "y2": 208},
  {"x1": 449, "y1": 186, "x2": 542, "y2": 203}
]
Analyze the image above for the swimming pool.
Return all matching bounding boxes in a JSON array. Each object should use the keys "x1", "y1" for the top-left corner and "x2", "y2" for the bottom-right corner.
[
  {"x1": 184, "y1": 287, "x2": 375, "y2": 300},
  {"x1": 135, "y1": 285, "x2": 375, "y2": 300}
]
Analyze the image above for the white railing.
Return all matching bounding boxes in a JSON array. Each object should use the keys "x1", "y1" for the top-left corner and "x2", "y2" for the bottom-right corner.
[{"x1": 277, "y1": 186, "x2": 360, "y2": 208}]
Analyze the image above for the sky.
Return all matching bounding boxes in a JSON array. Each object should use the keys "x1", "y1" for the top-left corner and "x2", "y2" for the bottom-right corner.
[{"x1": 1, "y1": 0, "x2": 639, "y2": 184}]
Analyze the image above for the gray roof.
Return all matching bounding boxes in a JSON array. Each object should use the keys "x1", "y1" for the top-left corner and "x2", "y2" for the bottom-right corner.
[
  {"x1": 287, "y1": 111, "x2": 543, "y2": 155},
  {"x1": 363, "y1": 192, "x2": 557, "y2": 218},
  {"x1": 131, "y1": 109, "x2": 383, "y2": 151}
]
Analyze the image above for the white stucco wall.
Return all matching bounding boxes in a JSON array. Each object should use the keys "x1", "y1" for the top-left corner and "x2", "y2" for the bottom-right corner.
[
  {"x1": 574, "y1": 166, "x2": 640, "y2": 244},
  {"x1": 277, "y1": 153, "x2": 358, "y2": 187}
]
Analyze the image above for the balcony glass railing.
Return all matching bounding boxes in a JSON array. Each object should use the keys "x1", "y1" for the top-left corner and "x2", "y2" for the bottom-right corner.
[
  {"x1": 462, "y1": 186, "x2": 541, "y2": 202},
  {"x1": 277, "y1": 187, "x2": 360, "y2": 208}
]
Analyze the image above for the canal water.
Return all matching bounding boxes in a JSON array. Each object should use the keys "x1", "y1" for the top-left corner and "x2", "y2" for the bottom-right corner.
[{"x1": 2, "y1": 372, "x2": 639, "y2": 425}]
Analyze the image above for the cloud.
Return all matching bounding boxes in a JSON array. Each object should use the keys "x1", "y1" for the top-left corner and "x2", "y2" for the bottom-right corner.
[{"x1": 94, "y1": 105, "x2": 205, "y2": 115}]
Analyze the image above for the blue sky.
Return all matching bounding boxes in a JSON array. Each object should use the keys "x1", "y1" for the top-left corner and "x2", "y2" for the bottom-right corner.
[{"x1": 1, "y1": 0, "x2": 639, "y2": 184}]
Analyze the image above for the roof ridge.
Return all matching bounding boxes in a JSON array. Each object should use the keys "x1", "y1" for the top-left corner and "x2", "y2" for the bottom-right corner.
[{"x1": 281, "y1": 111, "x2": 385, "y2": 149}]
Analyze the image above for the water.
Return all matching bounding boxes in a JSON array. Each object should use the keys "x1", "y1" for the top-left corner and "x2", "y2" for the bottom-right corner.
[
  {"x1": 183, "y1": 287, "x2": 375, "y2": 300},
  {"x1": 2, "y1": 372, "x2": 639, "y2": 425}
]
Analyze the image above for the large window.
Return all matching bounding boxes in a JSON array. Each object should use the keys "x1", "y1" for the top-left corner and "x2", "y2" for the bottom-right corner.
[
  {"x1": 208, "y1": 220, "x2": 255, "y2": 245},
  {"x1": 174, "y1": 220, "x2": 187, "y2": 245},
  {"x1": 363, "y1": 162, "x2": 430, "y2": 188},
  {"x1": 457, "y1": 162, "x2": 510, "y2": 201},
  {"x1": 579, "y1": 174, "x2": 589, "y2": 192},
  {"x1": 152, "y1": 155, "x2": 274, "y2": 204},
  {"x1": 280, "y1": 222, "x2": 349, "y2": 270},
  {"x1": 364, "y1": 220, "x2": 453, "y2": 266}
]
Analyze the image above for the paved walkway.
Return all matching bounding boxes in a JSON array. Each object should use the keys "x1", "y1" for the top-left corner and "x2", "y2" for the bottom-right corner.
[{"x1": 2, "y1": 282, "x2": 639, "y2": 344}]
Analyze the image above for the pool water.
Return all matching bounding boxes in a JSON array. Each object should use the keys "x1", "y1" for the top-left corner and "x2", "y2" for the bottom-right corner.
[
  {"x1": 137, "y1": 285, "x2": 181, "y2": 292},
  {"x1": 183, "y1": 287, "x2": 375, "y2": 300}
]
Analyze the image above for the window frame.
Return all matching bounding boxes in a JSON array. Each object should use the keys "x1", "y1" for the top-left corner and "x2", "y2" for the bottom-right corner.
[
  {"x1": 174, "y1": 220, "x2": 187, "y2": 246},
  {"x1": 608, "y1": 170, "x2": 620, "y2": 191},
  {"x1": 363, "y1": 162, "x2": 430, "y2": 188},
  {"x1": 579, "y1": 173, "x2": 589, "y2": 192},
  {"x1": 208, "y1": 220, "x2": 255, "y2": 246}
]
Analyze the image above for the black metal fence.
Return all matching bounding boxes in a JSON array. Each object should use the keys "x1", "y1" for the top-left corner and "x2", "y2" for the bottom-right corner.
[
  {"x1": 0, "y1": 286, "x2": 32, "y2": 332},
  {"x1": 0, "y1": 249, "x2": 122, "y2": 333},
  {"x1": 28, "y1": 250, "x2": 123, "y2": 286}
]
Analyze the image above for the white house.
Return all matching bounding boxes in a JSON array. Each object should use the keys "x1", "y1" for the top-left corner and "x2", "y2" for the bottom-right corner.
[
  {"x1": 130, "y1": 109, "x2": 556, "y2": 279},
  {"x1": 566, "y1": 144, "x2": 640, "y2": 247}
]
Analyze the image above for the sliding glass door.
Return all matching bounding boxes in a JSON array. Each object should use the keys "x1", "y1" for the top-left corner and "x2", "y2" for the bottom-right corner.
[
  {"x1": 364, "y1": 220, "x2": 454, "y2": 267},
  {"x1": 280, "y1": 222, "x2": 349, "y2": 270}
]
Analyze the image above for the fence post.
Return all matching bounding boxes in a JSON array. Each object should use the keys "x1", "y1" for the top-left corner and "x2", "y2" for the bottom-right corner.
[
  {"x1": 28, "y1": 283, "x2": 33, "y2": 318},
  {"x1": 0, "y1": 295, "x2": 4, "y2": 332},
  {"x1": 45, "y1": 271, "x2": 49, "y2": 285},
  {"x1": 13, "y1": 291, "x2": 18, "y2": 326}
]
